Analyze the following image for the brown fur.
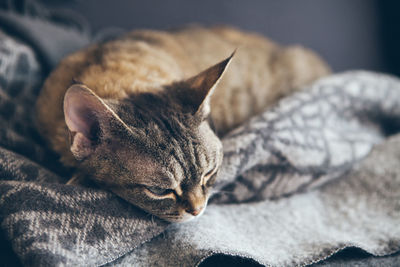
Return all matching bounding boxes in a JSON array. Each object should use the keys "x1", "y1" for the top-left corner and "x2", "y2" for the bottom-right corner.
[{"x1": 35, "y1": 26, "x2": 330, "y2": 222}]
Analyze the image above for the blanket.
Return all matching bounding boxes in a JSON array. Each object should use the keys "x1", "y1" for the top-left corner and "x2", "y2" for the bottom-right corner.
[{"x1": 1, "y1": 9, "x2": 400, "y2": 267}]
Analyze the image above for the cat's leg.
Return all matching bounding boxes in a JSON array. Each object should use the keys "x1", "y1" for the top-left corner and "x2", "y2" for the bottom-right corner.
[
  {"x1": 66, "y1": 173, "x2": 97, "y2": 186},
  {"x1": 66, "y1": 174, "x2": 85, "y2": 185}
]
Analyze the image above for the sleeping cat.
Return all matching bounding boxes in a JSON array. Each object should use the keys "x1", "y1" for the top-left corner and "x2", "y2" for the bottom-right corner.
[{"x1": 35, "y1": 26, "x2": 330, "y2": 222}]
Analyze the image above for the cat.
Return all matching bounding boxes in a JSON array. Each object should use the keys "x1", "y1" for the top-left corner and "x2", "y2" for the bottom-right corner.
[{"x1": 35, "y1": 25, "x2": 330, "y2": 222}]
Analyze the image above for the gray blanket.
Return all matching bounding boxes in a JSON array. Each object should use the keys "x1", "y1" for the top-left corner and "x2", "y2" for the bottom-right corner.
[{"x1": 1, "y1": 21, "x2": 400, "y2": 267}]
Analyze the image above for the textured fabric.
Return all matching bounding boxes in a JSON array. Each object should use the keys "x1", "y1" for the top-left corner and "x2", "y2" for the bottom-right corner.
[
  {"x1": 0, "y1": 0, "x2": 91, "y2": 72},
  {"x1": 107, "y1": 72, "x2": 400, "y2": 266},
  {"x1": 1, "y1": 13, "x2": 400, "y2": 267},
  {"x1": 213, "y1": 71, "x2": 398, "y2": 202},
  {"x1": 110, "y1": 132, "x2": 400, "y2": 267}
]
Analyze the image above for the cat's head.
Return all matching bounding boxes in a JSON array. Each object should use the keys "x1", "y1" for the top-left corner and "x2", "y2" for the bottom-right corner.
[{"x1": 63, "y1": 55, "x2": 233, "y2": 222}]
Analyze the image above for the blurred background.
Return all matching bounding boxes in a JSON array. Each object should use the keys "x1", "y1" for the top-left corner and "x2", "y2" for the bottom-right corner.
[{"x1": 41, "y1": 0, "x2": 400, "y2": 76}]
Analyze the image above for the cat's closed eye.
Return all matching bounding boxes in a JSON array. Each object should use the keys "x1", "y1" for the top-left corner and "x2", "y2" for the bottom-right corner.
[
  {"x1": 203, "y1": 167, "x2": 218, "y2": 187},
  {"x1": 144, "y1": 186, "x2": 174, "y2": 198}
]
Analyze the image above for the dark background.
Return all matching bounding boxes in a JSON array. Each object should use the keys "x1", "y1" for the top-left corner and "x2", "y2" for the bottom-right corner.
[{"x1": 49, "y1": 0, "x2": 400, "y2": 76}]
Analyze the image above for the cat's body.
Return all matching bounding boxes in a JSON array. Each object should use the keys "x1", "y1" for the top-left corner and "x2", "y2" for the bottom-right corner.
[{"x1": 36, "y1": 26, "x2": 330, "y2": 222}]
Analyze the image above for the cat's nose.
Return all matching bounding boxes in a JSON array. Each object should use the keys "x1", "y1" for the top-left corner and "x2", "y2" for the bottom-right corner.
[{"x1": 186, "y1": 207, "x2": 203, "y2": 216}]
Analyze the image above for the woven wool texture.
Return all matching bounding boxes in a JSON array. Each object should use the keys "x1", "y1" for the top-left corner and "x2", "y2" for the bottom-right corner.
[{"x1": 0, "y1": 30, "x2": 399, "y2": 266}]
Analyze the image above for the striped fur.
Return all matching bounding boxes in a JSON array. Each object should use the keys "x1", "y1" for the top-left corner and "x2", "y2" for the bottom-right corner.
[{"x1": 36, "y1": 26, "x2": 329, "y2": 222}]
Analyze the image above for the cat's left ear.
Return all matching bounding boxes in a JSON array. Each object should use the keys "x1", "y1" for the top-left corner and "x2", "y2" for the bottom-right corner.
[
  {"x1": 180, "y1": 51, "x2": 234, "y2": 118},
  {"x1": 64, "y1": 84, "x2": 120, "y2": 161}
]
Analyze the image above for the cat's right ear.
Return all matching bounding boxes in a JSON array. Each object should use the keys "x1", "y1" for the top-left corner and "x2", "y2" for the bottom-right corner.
[
  {"x1": 178, "y1": 52, "x2": 234, "y2": 118},
  {"x1": 64, "y1": 84, "x2": 115, "y2": 161}
]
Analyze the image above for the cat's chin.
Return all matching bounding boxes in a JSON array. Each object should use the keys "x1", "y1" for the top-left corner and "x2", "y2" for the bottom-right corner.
[{"x1": 162, "y1": 208, "x2": 206, "y2": 223}]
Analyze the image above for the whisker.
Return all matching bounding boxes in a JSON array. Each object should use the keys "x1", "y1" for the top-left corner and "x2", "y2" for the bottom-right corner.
[
  {"x1": 212, "y1": 190, "x2": 236, "y2": 195},
  {"x1": 162, "y1": 214, "x2": 183, "y2": 221},
  {"x1": 164, "y1": 212, "x2": 180, "y2": 217},
  {"x1": 215, "y1": 190, "x2": 233, "y2": 193}
]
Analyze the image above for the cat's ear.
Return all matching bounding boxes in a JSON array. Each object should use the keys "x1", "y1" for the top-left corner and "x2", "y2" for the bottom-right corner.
[
  {"x1": 64, "y1": 84, "x2": 117, "y2": 160},
  {"x1": 181, "y1": 52, "x2": 234, "y2": 117}
]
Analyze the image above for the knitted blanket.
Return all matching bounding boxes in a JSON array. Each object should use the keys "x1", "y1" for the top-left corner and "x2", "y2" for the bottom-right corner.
[{"x1": 1, "y1": 13, "x2": 400, "y2": 267}]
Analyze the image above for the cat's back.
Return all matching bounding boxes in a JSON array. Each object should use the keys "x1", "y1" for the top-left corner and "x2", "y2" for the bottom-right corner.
[
  {"x1": 121, "y1": 26, "x2": 330, "y2": 132},
  {"x1": 36, "y1": 26, "x2": 329, "y2": 165},
  {"x1": 36, "y1": 26, "x2": 275, "y2": 139},
  {"x1": 167, "y1": 26, "x2": 330, "y2": 132}
]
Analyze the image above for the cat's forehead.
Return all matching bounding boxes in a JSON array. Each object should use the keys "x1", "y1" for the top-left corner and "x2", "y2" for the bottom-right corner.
[
  {"x1": 112, "y1": 128, "x2": 213, "y2": 188},
  {"x1": 117, "y1": 92, "x2": 197, "y2": 127},
  {"x1": 108, "y1": 93, "x2": 220, "y2": 187}
]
